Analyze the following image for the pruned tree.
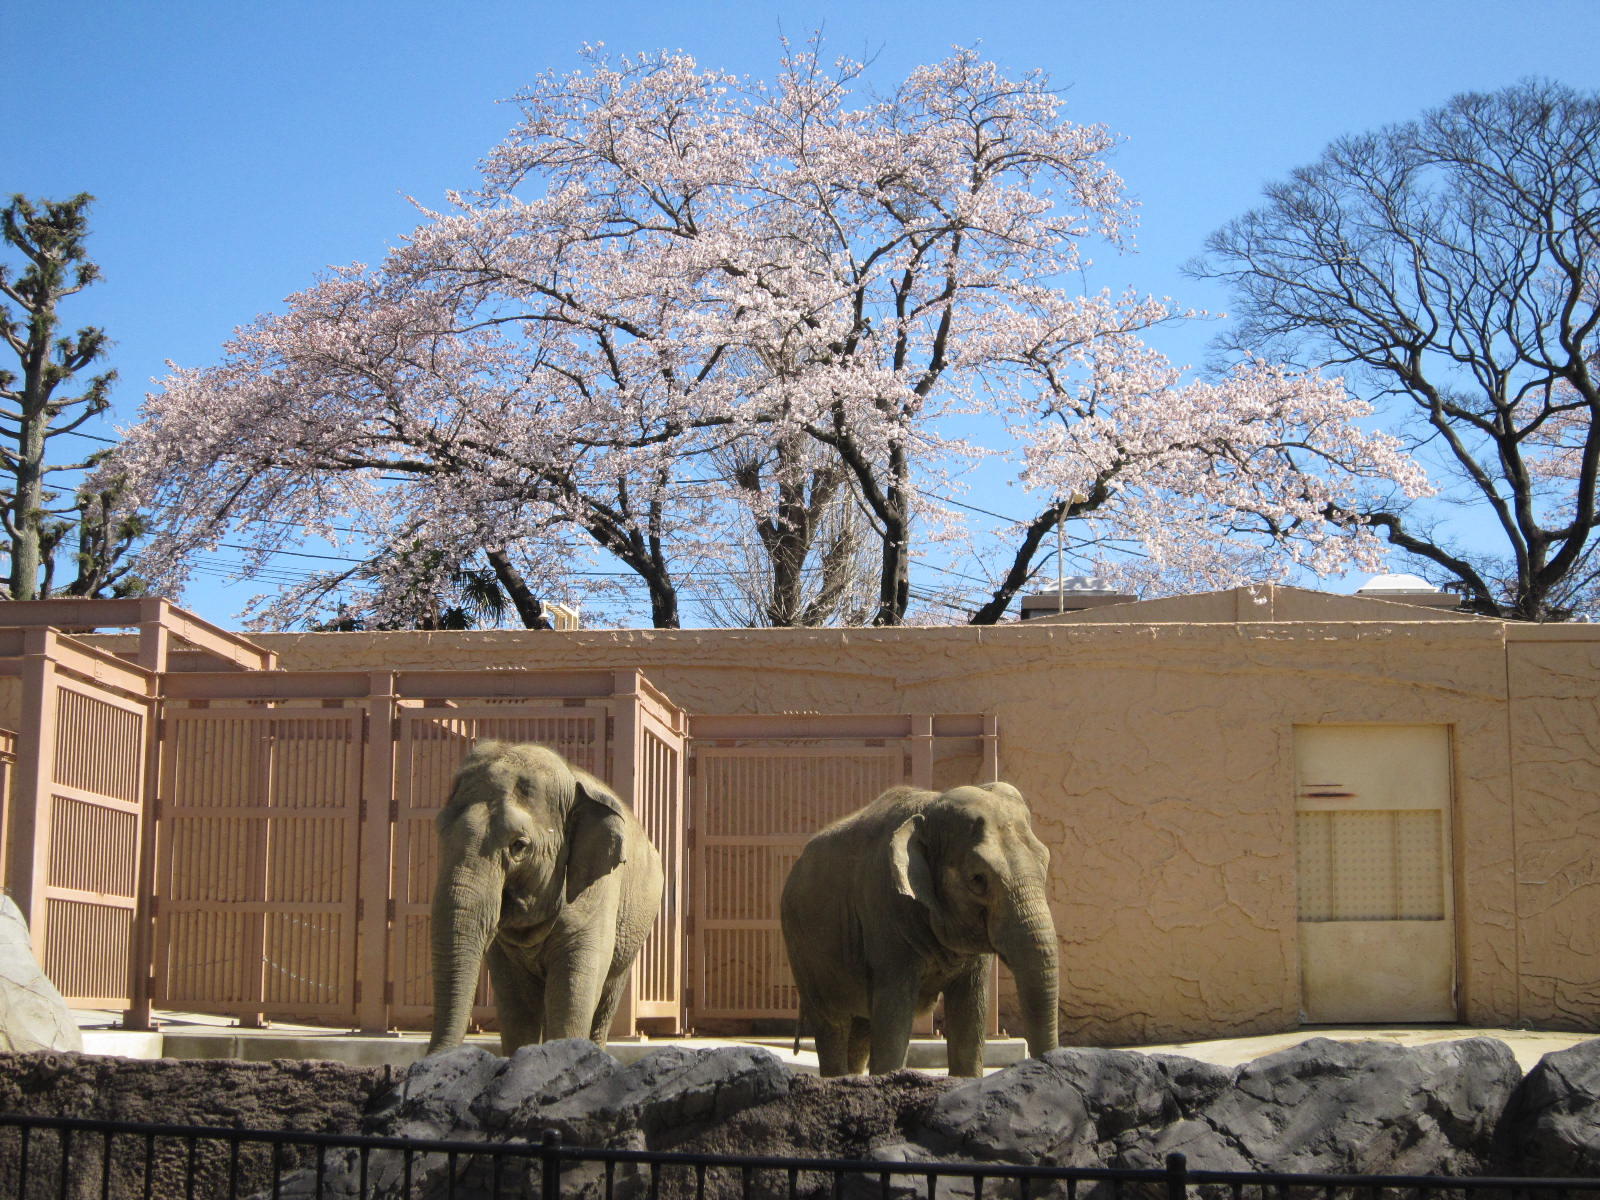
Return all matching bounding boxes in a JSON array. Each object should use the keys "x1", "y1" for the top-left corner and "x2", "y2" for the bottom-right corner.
[
  {"x1": 0, "y1": 194, "x2": 141, "y2": 600},
  {"x1": 111, "y1": 43, "x2": 1428, "y2": 630},
  {"x1": 1194, "y1": 79, "x2": 1600, "y2": 621}
]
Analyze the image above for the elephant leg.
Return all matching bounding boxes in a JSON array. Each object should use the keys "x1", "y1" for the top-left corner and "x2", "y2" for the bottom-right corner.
[
  {"x1": 847, "y1": 1017, "x2": 871, "y2": 1075},
  {"x1": 588, "y1": 968, "x2": 631, "y2": 1045},
  {"x1": 941, "y1": 960, "x2": 989, "y2": 1077},
  {"x1": 487, "y1": 941, "x2": 546, "y2": 1054},
  {"x1": 543, "y1": 931, "x2": 616, "y2": 1040},
  {"x1": 868, "y1": 976, "x2": 919, "y2": 1074},
  {"x1": 813, "y1": 1019, "x2": 854, "y2": 1077}
]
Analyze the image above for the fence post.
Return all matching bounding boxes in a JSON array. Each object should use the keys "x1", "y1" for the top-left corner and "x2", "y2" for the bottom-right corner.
[
  {"x1": 908, "y1": 715, "x2": 934, "y2": 790},
  {"x1": 123, "y1": 668, "x2": 162, "y2": 1031},
  {"x1": 607, "y1": 672, "x2": 640, "y2": 1039},
  {"x1": 540, "y1": 1130, "x2": 562, "y2": 1200},
  {"x1": 6, "y1": 630, "x2": 58, "y2": 956},
  {"x1": 1164, "y1": 1152, "x2": 1188, "y2": 1200},
  {"x1": 357, "y1": 672, "x2": 398, "y2": 1035}
]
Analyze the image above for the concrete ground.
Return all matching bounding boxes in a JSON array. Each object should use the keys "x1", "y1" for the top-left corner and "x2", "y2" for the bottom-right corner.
[{"x1": 67, "y1": 1009, "x2": 1600, "y2": 1077}]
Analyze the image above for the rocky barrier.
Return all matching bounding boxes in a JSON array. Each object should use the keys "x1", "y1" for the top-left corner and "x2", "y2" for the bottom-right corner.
[
  {"x1": 3, "y1": 1036, "x2": 1600, "y2": 1198},
  {"x1": 269, "y1": 1034, "x2": 1600, "y2": 1197}
]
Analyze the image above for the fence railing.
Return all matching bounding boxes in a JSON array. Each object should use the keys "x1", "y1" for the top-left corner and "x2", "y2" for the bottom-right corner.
[{"x1": 0, "y1": 1114, "x2": 1594, "y2": 1200}]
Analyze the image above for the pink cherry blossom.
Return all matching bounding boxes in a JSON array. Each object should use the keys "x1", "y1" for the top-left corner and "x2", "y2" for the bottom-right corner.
[{"x1": 108, "y1": 42, "x2": 1430, "y2": 629}]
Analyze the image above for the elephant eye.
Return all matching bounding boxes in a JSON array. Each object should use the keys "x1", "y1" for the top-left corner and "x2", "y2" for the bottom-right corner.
[
  {"x1": 509, "y1": 836, "x2": 531, "y2": 858},
  {"x1": 968, "y1": 871, "x2": 989, "y2": 897}
]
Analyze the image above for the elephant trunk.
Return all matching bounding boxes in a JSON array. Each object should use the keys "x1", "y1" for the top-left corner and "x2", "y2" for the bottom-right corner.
[
  {"x1": 990, "y1": 881, "x2": 1060, "y2": 1059},
  {"x1": 427, "y1": 859, "x2": 502, "y2": 1054}
]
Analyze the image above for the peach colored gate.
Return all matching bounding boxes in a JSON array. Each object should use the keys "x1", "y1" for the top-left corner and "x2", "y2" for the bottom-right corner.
[
  {"x1": 686, "y1": 714, "x2": 998, "y2": 1030},
  {"x1": 153, "y1": 708, "x2": 365, "y2": 1025},
  {"x1": 0, "y1": 629, "x2": 154, "y2": 1009},
  {"x1": 387, "y1": 702, "x2": 613, "y2": 1030},
  {"x1": 134, "y1": 666, "x2": 687, "y2": 1034}
]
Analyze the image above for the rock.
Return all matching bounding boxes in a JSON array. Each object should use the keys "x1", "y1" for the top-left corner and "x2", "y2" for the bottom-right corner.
[
  {"x1": 270, "y1": 1042, "x2": 793, "y2": 1200},
  {"x1": 545, "y1": 1044, "x2": 793, "y2": 1143},
  {"x1": 363, "y1": 1042, "x2": 504, "y2": 1138},
  {"x1": 470, "y1": 1039, "x2": 620, "y2": 1134},
  {"x1": 1199, "y1": 1037, "x2": 1519, "y2": 1176},
  {"x1": 908, "y1": 1047, "x2": 1231, "y2": 1167},
  {"x1": 1499, "y1": 1037, "x2": 1600, "y2": 1175},
  {"x1": 0, "y1": 897, "x2": 81, "y2": 1053},
  {"x1": 892, "y1": 1037, "x2": 1520, "y2": 1185}
]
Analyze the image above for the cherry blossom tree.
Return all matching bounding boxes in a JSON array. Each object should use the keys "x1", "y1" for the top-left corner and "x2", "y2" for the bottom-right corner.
[{"x1": 112, "y1": 43, "x2": 1427, "y2": 629}]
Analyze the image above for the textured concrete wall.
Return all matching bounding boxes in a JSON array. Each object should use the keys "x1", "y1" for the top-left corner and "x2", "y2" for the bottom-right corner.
[
  {"x1": 1508, "y1": 627, "x2": 1600, "y2": 1030},
  {"x1": 241, "y1": 589, "x2": 1597, "y2": 1044}
]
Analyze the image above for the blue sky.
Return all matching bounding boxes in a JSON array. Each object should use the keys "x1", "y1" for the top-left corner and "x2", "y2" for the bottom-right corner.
[{"x1": 6, "y1": 0, "x2": 1599, "y2": 626}]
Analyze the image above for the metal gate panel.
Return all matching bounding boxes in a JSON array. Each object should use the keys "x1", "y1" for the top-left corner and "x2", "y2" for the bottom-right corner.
[
  {"x1": 387, "y1": 705, "x2": 611, "y2": 1029},
  {"x1": 41, "y1": 682, "x2": 146, "y2": 1006},
  {"x1": 154, "y1": 709, "x2": 364, "y2": 1023},
  {"x1": 690, "y1": 746, "x2": 907, "y2": 1021}
]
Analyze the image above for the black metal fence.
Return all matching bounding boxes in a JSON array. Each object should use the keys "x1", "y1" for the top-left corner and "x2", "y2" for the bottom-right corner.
[{"x1": 0, "y1": 1113, "x2": 1596, "y2": 1200}]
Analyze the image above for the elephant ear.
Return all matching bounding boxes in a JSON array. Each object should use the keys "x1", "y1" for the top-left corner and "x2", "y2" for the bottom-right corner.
[
  {"x1": 888, "y1": 813, "x2": 937, "y2": 908},
  {"x1": 566, "y1": 770, "x2": 629, "y2": 903}
]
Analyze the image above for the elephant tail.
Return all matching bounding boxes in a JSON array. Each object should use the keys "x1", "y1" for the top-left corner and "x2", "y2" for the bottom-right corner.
[{"x1": 793, "y1": 1002, "x2": 805, "y2": 1056}]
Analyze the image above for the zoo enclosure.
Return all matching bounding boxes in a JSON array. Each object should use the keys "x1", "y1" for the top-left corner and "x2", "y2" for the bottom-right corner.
[{"x1": 0, "y1": 600, "x2": 999, "y2": 1035}]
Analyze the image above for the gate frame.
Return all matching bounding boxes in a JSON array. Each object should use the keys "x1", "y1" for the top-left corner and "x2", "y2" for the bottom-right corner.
[
  {"x1": 147, "y1": 666, "x2": 688, "y2": 1036},
  {"x1": 0, "y1": 627, "x2": 156, "y2": 1011},
  {"x1": 685, "y1": 713, "x2": 999, "y2": 1033}
]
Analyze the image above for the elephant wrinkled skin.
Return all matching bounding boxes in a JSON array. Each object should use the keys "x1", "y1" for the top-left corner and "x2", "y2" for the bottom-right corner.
[
  {"x1": 427, "y1": 741, "x2": 663, "y2": 1055},
  {"x1": 781, "y1": 782, "x2": 1059, "y2": 1077}
]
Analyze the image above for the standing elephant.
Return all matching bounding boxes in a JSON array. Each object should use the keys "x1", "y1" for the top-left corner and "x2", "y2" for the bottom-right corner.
[
  {"x1": 427, "y1": 741, "x2": 663, "y2": 1055},
  {"x1": 781, "y1": 781, "x2": 1058, "y2": 1077}
]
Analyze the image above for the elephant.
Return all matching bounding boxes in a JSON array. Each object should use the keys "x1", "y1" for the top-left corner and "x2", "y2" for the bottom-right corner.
[
  {"x1": 427, "y1": 740, "x2": 664, "y2": 1055},
  {"x1": 780, "y1": 781, "x2": 1058, "y2": 1077}
]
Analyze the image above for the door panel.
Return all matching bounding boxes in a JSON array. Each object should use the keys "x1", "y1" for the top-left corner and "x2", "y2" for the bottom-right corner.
[{"x1": 1294, "y1": 724, "x2": 1455, "y2": 1023}]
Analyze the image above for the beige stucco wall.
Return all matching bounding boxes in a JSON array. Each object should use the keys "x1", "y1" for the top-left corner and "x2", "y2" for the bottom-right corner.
[
  {"x1": 234, "y1": 585, "x2": 1593, "y2": 1046},
  {"x1": 1507, "y1": 626, "x2": 1600, "y2": 1029}
]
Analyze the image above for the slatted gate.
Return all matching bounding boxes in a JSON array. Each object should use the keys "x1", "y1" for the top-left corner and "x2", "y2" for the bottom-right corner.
[
  {"x1": 686, "y1": 715, "x2": 998, "y2": 1030},
  {"x1": 0, "y1": 630, "x2": 156, "y2": 1011},
  {"x1": 39, "y1": 677, "x2": 150, "y2": 1007},
  {"x1": 145, "y1": 671, "x2": 687, "y2": 1034},
  {"x1": 153, "y1": 709, "x2": 364, "y2": 1024},
  {"x1": 387, "y1": 703, "x2": 612, "y2": 1030}
]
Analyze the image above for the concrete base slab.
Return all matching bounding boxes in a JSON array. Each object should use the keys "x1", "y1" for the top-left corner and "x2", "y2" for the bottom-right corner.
[
  {"x1": 64, "y1": 1011, "x2": 1600, "y2": 1077},
  {"x1": 79, "y1": 1030, "x2": 163, "y2": 1058}
]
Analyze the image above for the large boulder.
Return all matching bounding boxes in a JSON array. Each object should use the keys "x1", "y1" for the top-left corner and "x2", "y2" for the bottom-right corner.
[
  {"x1": 899, "y1": 1047, "x2": 1232, "y2": 1167},
  {"x1": 267, "y1": 1041, "x2": 794, "y2": 1199},
  {"x1": 883, "y1": 1037, "x2": 1520, "y2": 1184},
  {"x1": 0, "y1": 897, "x2": 81, "y2": 1053},
  {"x1": 1184, "y1": 1037, "x2": 1519, "y2": 1176},
  {"x1": 1499, "y1": 1037, "x2": 1600, "y2": 1175}
]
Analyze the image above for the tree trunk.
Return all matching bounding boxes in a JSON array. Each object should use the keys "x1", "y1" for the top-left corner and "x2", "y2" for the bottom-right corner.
[
  {"x1": 8, "y1": 410, "x2": 47, "y2": 601},
  {"x1": 872, "y1": 509, "x2": 910, "y2": 627},
  {"x1": 486, "y1": 548, "x2": 553, "y2": 629}
]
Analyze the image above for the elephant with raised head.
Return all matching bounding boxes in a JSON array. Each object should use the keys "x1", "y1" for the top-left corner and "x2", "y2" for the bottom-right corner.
[
  {"x1": 427, "y1": 741, "x2": 663, "y2": 1055},
  {"x1": 780, "y1": 781, "x2": 1058, "y2": 1077}
]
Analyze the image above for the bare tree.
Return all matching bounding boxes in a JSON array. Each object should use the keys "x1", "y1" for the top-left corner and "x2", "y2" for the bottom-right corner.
[
  {"x1": 0, "y1": 194, "x2": 136, "y2": 600},
  {"x1": 1194, "y1": 79, "x2": 1600, "y2": 620},
  {"x1": 696, "y1": 431, "x2": 878, "y2": 627}
]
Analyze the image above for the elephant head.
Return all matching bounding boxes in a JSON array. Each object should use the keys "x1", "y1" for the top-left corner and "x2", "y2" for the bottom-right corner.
[
  {"x1": 888, "y1": 782, "x2": 1059, "y2": 1057},
  {"x1": 427, "y1": 740, "x2": 631, "y2": 1053}
]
